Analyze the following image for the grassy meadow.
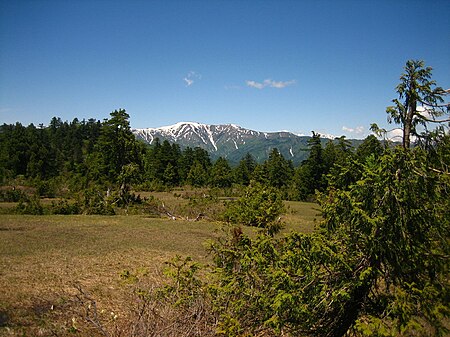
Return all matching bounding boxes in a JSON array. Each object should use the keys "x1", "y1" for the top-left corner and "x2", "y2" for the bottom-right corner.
[{"x1": 0, "y1": 192, "x2": 319, "y2": 336}]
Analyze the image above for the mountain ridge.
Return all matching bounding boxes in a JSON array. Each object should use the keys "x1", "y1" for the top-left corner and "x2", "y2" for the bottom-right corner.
[{"x1": 132, "y1": 122, "x2": 354, "y2": 165}]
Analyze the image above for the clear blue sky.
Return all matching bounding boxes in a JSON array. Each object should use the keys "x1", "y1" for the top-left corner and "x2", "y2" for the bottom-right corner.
[{"x1": 1, "y1": 0, "x2": 449, "y2": 138}]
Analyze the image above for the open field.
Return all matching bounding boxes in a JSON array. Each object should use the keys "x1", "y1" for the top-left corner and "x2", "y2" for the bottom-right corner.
[{"x1": 0, "y1": 199, "x2": 319, "y2": 336}]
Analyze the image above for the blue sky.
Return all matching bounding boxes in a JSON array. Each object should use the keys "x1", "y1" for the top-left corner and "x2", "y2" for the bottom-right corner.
[{"x1": 1, "y1": 0, "x2": 449, "y2": 138}]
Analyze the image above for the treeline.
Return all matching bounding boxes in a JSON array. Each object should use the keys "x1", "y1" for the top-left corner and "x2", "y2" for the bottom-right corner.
[{"x1": 0, "y1": 109, "x2": 385, "y2": 201}]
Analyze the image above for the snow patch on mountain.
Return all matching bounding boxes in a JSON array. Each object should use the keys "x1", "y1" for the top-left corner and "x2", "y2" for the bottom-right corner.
[{"x1": 132, "y1": 121, "x2": 351, "y2": 165}]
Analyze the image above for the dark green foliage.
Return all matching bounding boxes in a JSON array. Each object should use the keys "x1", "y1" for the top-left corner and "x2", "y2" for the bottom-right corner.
[
  {"x1": 50, "y1": 199, "x2": 81, "y2": 215},
  {"x1": 291, "y1": 132, "x2": 326, "y2": 200},
  {"x1": 81, "y1": 188, "x2": 115, "y2": 215},
  {"x1": 356, "y1": 134, "x2": 383, "y2": 160},
  {"x1": 291, "y1": 134, "x2": 357, "y2": 201},
  {"x1": 34, "y1": 179, "x2": 57, "y2": 198},
  {"x1": 0, "y1": 188, "x2": 27, "y2": 202},
  {"x1": 15, "y1": 195, "x2": 44, "y2": 215},
  {"x1": 171, "y1": 144, "x2": 447, "y2": 337},
  {"x1": 223, "y1": 182, "x2": 285, "y2": 231},
  {"x1": 187, "y1": 161, "x2": 209, "y2": 187},
  {"x1": 145, "y1": 139, "x2": 181, "y2": 184},
  {"x1": 88, "y1": 109, "x2": 143, "y2": 185},
  {"x1": 264, "y1": 148, "x2": 294, "y2": 189},
  {"x1": 317, "y1": 147, "x2": 449, "y2": 336},
  {"x1": 0, "y1": 111, "x2": 363, "y2": 198},
  {"x1": 143, "y1": 142, "x2": 216, "y2": 188},
  {"x1": 233, "y1": 152, "x2": 257, "y2": 185},
  {"x1": 210, "y1": 157, "x2": 233, "y2": 188},
  {"x1": 0, "y1": 118, "x2": 102, "y2": 182}
]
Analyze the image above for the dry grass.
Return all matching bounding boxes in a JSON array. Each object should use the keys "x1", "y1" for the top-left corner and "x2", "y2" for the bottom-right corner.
[
  {"x1": 283, "y1": 200, "x2": 321, "y2": 233},
  {"x1": 0, "y1": 197, "x2": 318, "y2": 336}
]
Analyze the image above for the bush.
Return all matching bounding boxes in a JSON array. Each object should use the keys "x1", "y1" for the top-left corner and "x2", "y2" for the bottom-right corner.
[
  {"x1": 0, "y1": 188, "x2": 27, "y2": 202},
  {"x1": 50, "y1": 199, "x2": 81, "y2": 215},
  {"x1": 34, "y1": 180, "x2": 56, "y2": 198},
  {"x1": 223, "y1": 182, "x2": 285, "y2": 231},
  {"x1": 15, "y1": 195, "x2": 44, "y2": 215},
  {"x1": 82, "y1": 188, "x2": 115, "y2": 215}
]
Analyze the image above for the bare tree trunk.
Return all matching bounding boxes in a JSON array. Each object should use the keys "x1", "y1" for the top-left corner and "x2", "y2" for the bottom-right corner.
[{"x1": 403, "y1": 96, "x2": 416, "y2": 149}]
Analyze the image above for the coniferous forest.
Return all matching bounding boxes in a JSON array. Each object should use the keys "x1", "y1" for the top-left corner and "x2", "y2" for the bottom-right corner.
[
  {"x1": 0, "y1": 108, "x2": 386, "y2": 211},
  {"x1": 0, "y1": 60, "x2": 449, "y2": 336}
]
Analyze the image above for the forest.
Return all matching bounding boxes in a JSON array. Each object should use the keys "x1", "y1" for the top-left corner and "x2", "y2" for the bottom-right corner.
[
  {"x1": 0, "y1": 60, "x2": 449, "y2": 336},
  {"x1": 0, "y1": 107, "x2": 385, "y2": 213}
]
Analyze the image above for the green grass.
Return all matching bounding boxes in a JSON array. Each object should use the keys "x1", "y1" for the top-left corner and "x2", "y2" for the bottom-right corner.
[
  {"x1": 283, "y1": 200, "x2": 321, "y2": 233},
  {"x1": 0, "y1": 199, "x2": 318, "y2": 336}
]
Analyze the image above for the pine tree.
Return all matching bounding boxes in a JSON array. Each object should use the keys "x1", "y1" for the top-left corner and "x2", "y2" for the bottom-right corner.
[
  {"x1": 385, "y1": 59, "x2": 447, "y2": 149},
  {"x1": 234, "y1": 152, "x2": 257, "y2": 186},
  {"x1": 265, "y1": 148, "x2": 294, "y2": 189},
  {"x1": 89, "y1": 109, "x2": 143, "y2": 186},
  {"x1": 210, "y1": 157, "x2": 233, "y2": 188}
]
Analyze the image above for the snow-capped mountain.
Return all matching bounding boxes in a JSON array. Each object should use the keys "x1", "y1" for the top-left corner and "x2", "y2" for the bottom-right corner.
[
  {"x1": 132, "y1": 122, "x2": 344, "y2": 165},
  {"x1": 133, "y1": 122, "x2": 262, "y2": 151},
  {"x1": 133, "y1": 122, "x2": 313, "y2": 164}
]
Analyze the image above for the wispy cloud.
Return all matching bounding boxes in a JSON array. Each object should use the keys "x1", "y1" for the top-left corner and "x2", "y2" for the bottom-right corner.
[
  {"x1": 246, "y1": 79, "x2": 296, "y2": 89},
  {"x1": 183, "y1": 71, "x2": 202, "y2": 87},
  {"x1": 342, "y1": 125, "x2": 365, "y2": 135},
  {"x1": 269, "y1": 80, "x2": 296, "y2": 88},
  {"x1": 246, "y1": 80, "x2": 266, "y2": 89}
]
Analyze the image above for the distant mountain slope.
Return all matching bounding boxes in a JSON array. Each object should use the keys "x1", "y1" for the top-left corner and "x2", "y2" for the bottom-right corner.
[{"x1": 132, "y1": 122, "x2": 358, "y2": 165}]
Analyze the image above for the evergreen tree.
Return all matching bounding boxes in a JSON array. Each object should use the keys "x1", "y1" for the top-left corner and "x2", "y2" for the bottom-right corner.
[
  {"x1": 144, "y1": 137, "x2": 163, "y2": 182},
  {"x1": 251, "y1": 163, "x2": 269, "y2": 185},
  {"x1": 385, "y1": 59, "x2": 447, "y2": 149},
  {"x1": 192, "y1": 147, "x2": 212, "y2": 171},
  {"x1": 234, "y1": 152, "x2": 257, "y2": 186},
  {"x1": 89, "y1": 109, "x2": 143, "y2": 186},
  {"x1": 163, "y1": 162, "x2": 178, "y2": 187},
  {"x1": 210, "y1": 157, "x2": 233, "y2": 188},
  {"x1": 178, "y1": 146, "x2": 195, "y2": 184},
  {"x1": 204, "y1": 61, "x2": 449, "y2": 336},
  {"x1": 187, "y1": 161, "x2": 208, "y2": 187},
  {"x1": 265, "y1": 148, "x2": 294, "y2": 188},
  {"x1": 0, "y1": 123, "x2": 29, "y2": 178},
  {"x1": 356, "y1": 134, "x2": 383, "y2": 161},
  {"x1": 292, "y1": 132, "x2": 325, "y2": 199}
]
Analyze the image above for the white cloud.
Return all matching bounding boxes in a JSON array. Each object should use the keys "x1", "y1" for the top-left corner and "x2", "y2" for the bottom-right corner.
[
  {"x1": 416, "y1": 105, "x2": 435, "y2": 120},
  {"x1": 246, "y1": 78, "x2": 296, "y2": 89},
  {"x1": 246, "y1": 80, "x2": 265, "y2": 89},
  {"x1": 342, "y1": 125, "x2": 365, "y2": 135},
  {"x1": 184, "y1": 78, "x2": 194, "y2": 86},
  {"x1": 386, "y1": 129, "x2": 404, "y2": 141},
  {"x1": 270, "y1": 79, "x2": 296, "y2": 88},
  {"x1": 183, "y1": 71, "x2": 201, "y2": 87}
]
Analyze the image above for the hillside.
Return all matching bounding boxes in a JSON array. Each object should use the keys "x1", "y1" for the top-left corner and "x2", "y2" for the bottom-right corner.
[{"x1": 133, "y1": 122, "x2": 359, "y2": 165}]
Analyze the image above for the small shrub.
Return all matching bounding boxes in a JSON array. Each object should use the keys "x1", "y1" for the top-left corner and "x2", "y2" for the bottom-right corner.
[
  {"x1": 50, "y1": 199, "x2": 81, "y2": 215},
  {"x1": 35, "y1": 180, "x2": 56, "y2": 198},
  {"x1": 182, "y1": 193, "x2": 224, "y2": 220},
  {"x1": 82, "y1": 188, "x2": 115, "y2": 215},
  {"x1": 223, "y1": 181, "x2": 285, "y2": 231},
  {"x1": 0, "y1": 188, "x2": 27, "y2": 202},
  {"x1": 15, "y1": 195, "x2": 44, "y2": 215}
]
